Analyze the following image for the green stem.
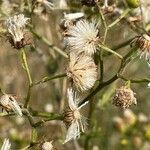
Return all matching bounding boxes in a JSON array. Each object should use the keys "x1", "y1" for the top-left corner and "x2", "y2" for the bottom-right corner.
[
  {"x1": 21, "y1": 49, "x2": 32, "y2": 85},
  {"x1": 29, "y1": 28, "x2": 68, "y2": 58},
  {"x1": 99, "y1": 44, "x2": 123, "y2": 59},
  {"x1": 118, "y1": 74, "x2": 150, "y2": 83},
  {"x1": 108, "y1": 8, "x2": 130, "y2": 28},
  {"x1": 32, "y1": 73, "x2": 66, "y2": 86},
  {"x1": 79, "y1": 46, "x2": 137, "y2": 106}
]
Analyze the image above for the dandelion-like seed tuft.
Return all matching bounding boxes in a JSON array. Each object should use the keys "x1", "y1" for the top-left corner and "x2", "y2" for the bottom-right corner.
[
  {"x1": 66, "y1": 19, "x2": 99, "y2": 55},
  {"x1": 6, "y1": 14, "x2": 32, "y2": 49},
  {"x1": 63, "y1": 89, "x2": 88, "y2": 143},
  {"x1": 66, "y1": 52, "x2": 98, "y2": 92},
  {"x1": 113, "y1": 86, "x2": 137, "y2": 109}
]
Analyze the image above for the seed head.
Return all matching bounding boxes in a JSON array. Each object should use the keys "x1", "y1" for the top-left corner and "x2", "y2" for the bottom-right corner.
[
  {"x1": 63, "y1": 89, "x2": 88, "y2": 143},
  {"x1": 66, "y1": 52, "x2": 98, "y2": 92},
  {"x1": 5, "y1": 14, "x2": 31, "y2": 49},
  {"x1": 132, "y1": 34, "x2": 150, "y2": 62},
  {"x1": 66, "y1": 19, "x2": 99, "y2": 55},
  {"x1": 0, "y1": 94, "x2": 22, "y2": 116},
  {"x1": 113, "y1": 86, "x2": 137, "y2": 109}
]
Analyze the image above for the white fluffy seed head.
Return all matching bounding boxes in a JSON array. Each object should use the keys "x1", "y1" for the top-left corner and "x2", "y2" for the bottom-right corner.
[
  {"x1": 6, "y1": 14, "x2": 29, "y2": 43},
  {"x1": 63, "y1": 89, "x2": 88, "y2": 144},
  {"x1": 66, "y1": 19, "x2": 99, "y2": 55},
  {"x1": 66, "y1": 52, "x2": 98, "y2": 92}
]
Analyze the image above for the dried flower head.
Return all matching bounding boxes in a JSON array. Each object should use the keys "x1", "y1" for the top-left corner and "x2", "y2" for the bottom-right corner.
[
  {"x1": 6, "y1": 14, "x2": 32, "y2": 49},
  {"x1": 63, "y1": 89, "x2": 88, "y2": 143},
  {"x1": 66, "y1": 19, "x2": 99, "y2": 55},
  {"x1": 0, "y1": 94, "x2": 22, "y2": 116},
  {"x1": 132, "y1": 34, "x2": 150, "y2": 62},
  {"x1": 41, "y1": 141, "x2": 56, "y2": 150},
  {"x1": 66, "y1": 52, "x2": 98, "y2": 91},
  {"x1": 113, "y1": 86, "x2": 137, "y2": 109},
  {"x1": 1, "y1": 138, "x2": 11, "y2": 150}
]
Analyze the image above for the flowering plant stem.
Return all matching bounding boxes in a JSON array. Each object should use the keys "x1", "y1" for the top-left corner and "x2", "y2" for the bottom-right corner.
[
  {"x1": 32, "y1": 73, "x2": 66, "y2": 86},
  {"x1": 108, "y1": 8, "x2": 131, "y2": 28},
  {"x1": 29, "y1": 27, "x2": 68, "y2": 58},
  {"x1": 98, "y1": 44, "x2": 123, "y2": 59},
  {"x1": 79, "y1": 46, "x2": 138, "y2": 106}
]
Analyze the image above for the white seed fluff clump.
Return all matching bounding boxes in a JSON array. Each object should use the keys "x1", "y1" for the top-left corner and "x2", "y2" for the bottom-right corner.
[
  {"x1": 63, "y1": 89, "x2": 88, "y2": 144},
  {"x1": 1, "y1": 138, "x2": 11, "y2": 150},
  {"x1": 66, "y1": 19, "x2": 99, "y2": 55},
  {"x1": 66, "y1": 52, "x2": 98, "y2": 92},
  {"x1": 0, "y1": 94, "x2": 22, "y2": 116},
  {"x1": 6, "y1": 14, "x2": 29, "y2": 42}
]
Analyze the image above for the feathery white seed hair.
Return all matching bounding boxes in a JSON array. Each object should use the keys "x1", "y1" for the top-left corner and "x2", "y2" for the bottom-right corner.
[
  {"x1": 0, "y1": 94, "x2": 22, "y2": 116},
  {"x1": 1, "y1": 139, "x2": 11, "y2": 150},
  {"x1": 67, "y1": 52, "x2": 98, "y2": 91},
  {"x1": 66, "y1": 19, "x2": 99, "y2": 55},
  {"x1": 64, "y1": 89, "x2": 88, "y2": 144},
  {"x1": 138, "y1": 34, "x2": 150, "y2": 62},
  {"x1": 6, "y1": 14, "x2": 29, "y2": 42}
]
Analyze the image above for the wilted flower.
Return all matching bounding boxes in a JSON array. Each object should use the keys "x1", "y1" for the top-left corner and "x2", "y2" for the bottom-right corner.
[
  {"x1": 63, "y1": 89, "x2": 88, "y2": 143},
  {"x1": 6, "y1": 14, "x2": 31, "y2": 49},
  {"x1": 66, "y1": 19, "x2": 99, "y2": 55},
  {"x1": 1, "y1": 139, "x2": 11, "y2": 150},
  {"x1": 132, "y1": 34, "x2": 150, "y2": 62},
  {"x1": 41, "y1": 141, "x2": 56, "y2": 150},
  {"x1": 66, "y1": 52, "x2": 98, "y2": 91},
  {"x1": 0, "y1": 94, "x2": 22, "y2": 116},
  {"x1": 113, "y1": 86, "x2": 137, "y2": 109}
]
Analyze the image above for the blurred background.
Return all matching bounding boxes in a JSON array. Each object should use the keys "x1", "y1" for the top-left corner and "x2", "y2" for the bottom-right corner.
[{"x1": 0, "y1": 0, "x2": 150, "y2": 149}]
